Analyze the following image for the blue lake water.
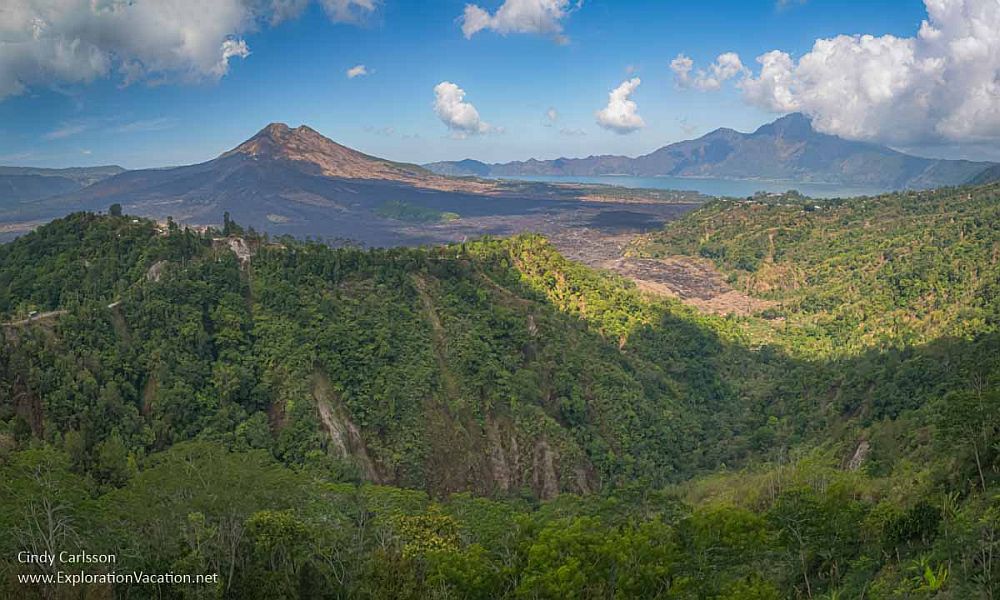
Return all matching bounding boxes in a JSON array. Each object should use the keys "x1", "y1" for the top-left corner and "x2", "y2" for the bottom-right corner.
[{"x1": 492, "y1": 174, "x2": 889, "y2": 199}]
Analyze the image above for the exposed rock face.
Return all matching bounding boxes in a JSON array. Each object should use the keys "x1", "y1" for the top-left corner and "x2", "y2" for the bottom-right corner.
[
  {"x1": 312, "y1": 372, "x2": 381, "y2": 483},
  {"x1": 226, "y1": 238, "x2": 252, "y2": 265},
  {"x1": 211, "y1": 237, "x2": 253, "y2": 266},
  {"x1": 847, "y1": 440, "x2": 871, "y2": 471},
  {"x1": 421, "y1": 411, "x2": 589, "y2": 500},
  {"x1": 532, "y1": 440, "x2": 560, "y2": 500},
  {"x1": 484, "y1": 418, "x2": 514, "y2": 493},
  {"x1": 145, "y1": 260, "x2": 168, "y2": 282}
]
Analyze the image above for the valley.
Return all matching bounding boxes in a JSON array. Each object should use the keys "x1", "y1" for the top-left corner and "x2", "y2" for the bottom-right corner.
[
  {"x1": 6, "y1": 0, "x2": 1000, "y2": 595},
  {"x1": 2, "y1": 125, "x2": 997, "y2": 597},
  {"x1": 1, "y1": 179, "x2": 998, "y2": 597}
]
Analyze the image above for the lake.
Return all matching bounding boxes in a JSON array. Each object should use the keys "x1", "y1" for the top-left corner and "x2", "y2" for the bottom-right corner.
[{"x1": 491, "y1": 174, "x2": 890, "y2": 199}]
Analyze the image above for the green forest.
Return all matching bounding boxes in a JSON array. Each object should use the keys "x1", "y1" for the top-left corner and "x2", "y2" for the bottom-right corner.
[{"x1": 1, "y1": 182, "x2": 999, "y2": 598}]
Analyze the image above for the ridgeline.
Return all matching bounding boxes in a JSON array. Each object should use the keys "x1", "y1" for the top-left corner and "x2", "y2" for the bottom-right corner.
[{"x1": 1, "y1": 182, "x2": 999, "y2": 598}]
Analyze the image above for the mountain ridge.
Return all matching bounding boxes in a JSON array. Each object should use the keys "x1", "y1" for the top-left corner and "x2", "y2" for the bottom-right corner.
[
  {"x1": 2, "y1": 182, "x2": 999, "y2": 599},
  {"x1": 0, "y1": 123, "x2": 709, "y2": 245},
  {"x1": 220, "y1": 122, "x2": 462, "y2": 187},
  {"x1": 0, "y1": 165, "x2": 126, "y2": 207},
  {"x1": 425, "y1": 113, "x2": 995, "y2": 190},
  {"x1": 1, "y1": 123, "x2": 504, "y2": 243}
]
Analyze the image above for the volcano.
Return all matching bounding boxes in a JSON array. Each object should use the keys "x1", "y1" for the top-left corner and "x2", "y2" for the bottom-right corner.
[{"x1": 9, "y1": 123, "x2": 509, "y2": 244}]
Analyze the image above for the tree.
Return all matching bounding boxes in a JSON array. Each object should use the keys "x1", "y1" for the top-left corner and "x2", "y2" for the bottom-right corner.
[
  {"x1": 109, "y1": 203, "x2": 122, "y2": 217},
  {"x1": 936, "y1": 389, "x2": 1000, "y2": 493},
  {"x1": 94, "y1": 431, "x2": 131, "y2": 488}
]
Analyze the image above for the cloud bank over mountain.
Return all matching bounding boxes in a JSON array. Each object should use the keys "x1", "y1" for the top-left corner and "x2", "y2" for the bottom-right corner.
[{"x1": 676, "y1": 0, "x2": 1000, "y2": 150}]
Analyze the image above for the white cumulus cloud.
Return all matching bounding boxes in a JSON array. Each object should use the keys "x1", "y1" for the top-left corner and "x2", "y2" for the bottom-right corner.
[
  {"x1": 595, "y1": 77, "x2": 644, "y2": 134},
  {"x1": 318, "y1": 0, "x2": 377, "y2": 22},
  {"x1": 545, "y1": 107, "x2": 559, "y2": 125},
  {"x1": 215, "y1": 39, "x2": 252, "y2": 77},
  {"x1": 461, "y1": 0, "x2": 579, "y2": 43},
  {"x1": 0, "y1": 0, "x2": 379, "y2": 100},
  {"x1": 433, "y1": 81, "x2": 495, "y2": 137},
  {"x1": 736, "y1": 0, "x2": 1000, "y2": 147},
  {"x1": 669, "y1": 54, "x2": 693, "y2": 84},
  {"x1": 671, "y1": 52, "x2": 747, "y2": 91},
  {"x1": 346, "y1": 64, "x2": 369, "y2": 78}
]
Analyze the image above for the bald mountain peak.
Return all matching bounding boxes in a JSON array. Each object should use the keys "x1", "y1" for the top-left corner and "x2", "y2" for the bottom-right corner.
[
  {"x1": 215, "y1": 123, "x2": 494, "y2": 191},
  {"x1": 224, "y1": 122, "x2": 380, "y2": 170}
]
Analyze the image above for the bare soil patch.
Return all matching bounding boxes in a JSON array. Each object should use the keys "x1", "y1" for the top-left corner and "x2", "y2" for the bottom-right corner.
[{"x1": 550, "y1": 228, "x2": 775, "y2": 317}]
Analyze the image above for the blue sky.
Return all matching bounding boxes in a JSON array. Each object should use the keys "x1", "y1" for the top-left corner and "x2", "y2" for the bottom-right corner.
[{"x1": 3, "y1": 0, "x2": 988, "y2": 169}]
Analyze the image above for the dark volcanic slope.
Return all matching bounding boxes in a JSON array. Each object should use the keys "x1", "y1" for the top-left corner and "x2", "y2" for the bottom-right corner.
[
  {"x1": 5, "y1": 124, "x2": 500, "y2": 234},
  {"x1": 1, "y1": 123, "x2": 700, "y2": 246},
  {"x1": 425, "y1": 113, "x2": 995, "y2": 189},
  {"x1": 970, "y1": 164, "x2": 1000, "y2": 185},
  {"x1": 0, "y1": 165, "x2": 125, "y2": 206},
  {"x1": 220, "y1": 123, "x2": 492, "y2": 193}
]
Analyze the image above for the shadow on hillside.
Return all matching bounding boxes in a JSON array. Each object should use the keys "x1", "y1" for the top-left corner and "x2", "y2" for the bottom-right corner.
[
  {"x1": 623, "y1": 302, "x2": 998, "y2": 478},
  {"x1": 0, "y1": 217, "x2": 996, "y2": 500}
]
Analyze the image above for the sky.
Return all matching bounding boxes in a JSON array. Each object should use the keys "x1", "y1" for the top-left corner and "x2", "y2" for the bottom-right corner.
[{"x1": 1, "y1": 0, "x2": 998, "y2": 169}]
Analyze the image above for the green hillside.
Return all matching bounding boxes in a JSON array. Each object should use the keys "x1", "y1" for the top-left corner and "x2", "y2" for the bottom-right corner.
[
  {"x1": 635, "y1": 183, "x2": 1000, "y2": 356},
  {"x1": 1, "y1": 188, "x2": 999, "y2": 598}
]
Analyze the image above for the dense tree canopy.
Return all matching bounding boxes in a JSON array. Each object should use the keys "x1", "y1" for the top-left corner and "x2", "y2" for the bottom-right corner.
[{"x1": 1, "y1": 181, "x2": 999, "y2": 598}]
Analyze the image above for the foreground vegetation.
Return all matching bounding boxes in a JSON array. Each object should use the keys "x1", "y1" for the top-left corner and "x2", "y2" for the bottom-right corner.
[{"x1": 1, "y1": 182, "x2": 999, "y2": 598}]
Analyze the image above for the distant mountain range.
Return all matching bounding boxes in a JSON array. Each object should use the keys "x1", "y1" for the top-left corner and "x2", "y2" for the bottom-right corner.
[
  {"x1": 970, "y1": 164, "x2": 1000, "y2": 185},
  {"x1": 5, "y1": 124, "x2": 510, "y2": 239},
  {"x1": 425, "y1": 113, "x2": 996, "y2": 190},
  {"x1": 0, "y1": 165, "x2": 125, "y2": 205},
  {"x1": 0, "y1": 125, "x2": 492, "y2": 217},
  {"x1": 5, "y1": 124, "x2": 665, "y2": 245},
  {"x1": 2, "y1": 116, "x2": 997, "y2": 244}
]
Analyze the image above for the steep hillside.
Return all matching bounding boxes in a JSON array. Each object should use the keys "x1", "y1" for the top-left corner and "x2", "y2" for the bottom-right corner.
[
  {"x1": 30, "y1": 123, "x2": 495, "y2": 226},
  {"x1": 970, "y1": 163, "x2": 1000, "y2": 184},
  {"x1": 2, "y1": 200, "x2": 998, "y2": 598},
  {"x1": 220, "y1": 123, "x2": 474, "y2": 189},
  {"x1": 0, "y1": 124, "x2": 701, "y2": 246},
  {"x1": 0, "y1": 124, "x2": 515, "y2": 243},
  {"x1": 426, "y1": 113, "x2": 995, "y2": 189},
  {"x1": 634, "y1": 182, "x2": 1000, "y2": 356},
  {"x1": 0, "y1": 213, "x2": 750, "y2": 497}
]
